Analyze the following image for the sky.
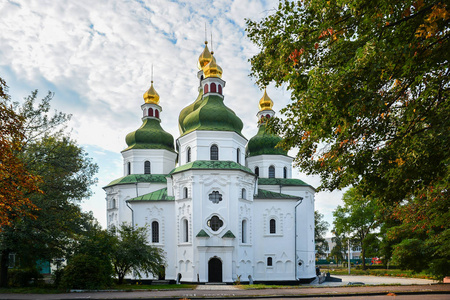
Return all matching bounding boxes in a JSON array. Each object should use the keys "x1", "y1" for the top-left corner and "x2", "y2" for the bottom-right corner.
[{"x1": 0, "y1": 0, "x2": 344, "y2": 236}]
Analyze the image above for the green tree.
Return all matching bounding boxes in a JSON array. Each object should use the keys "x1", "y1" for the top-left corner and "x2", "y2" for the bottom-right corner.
[
  {"x1": 333, "y1": 188, "x2": 378, "y2": 269},
  {"x1": 60, "y1": 222, "x2": 115, "y2": 289},
  {"x1": 0, "y1": 89, "x2": 98, "y2": 287},
  {"x1": 0, "y1": 79, "x2": 41, "y2": 230},
  {"x1": 111, "y1": 224, "x2": 165, "y2": 284},
  {"x1": 315, "y1": 211, "x2": 330, "y2": 259},
  {"x1": 329, "y1": 231, "x2": 346, "y2": 266},
  {"x1": 246, "y1": 0, "x2": 449, "y2": 279}
]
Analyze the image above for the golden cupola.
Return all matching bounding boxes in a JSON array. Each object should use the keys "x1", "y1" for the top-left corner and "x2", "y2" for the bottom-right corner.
[
  {"x1": 143, "y1": 81, "x2": 160, "y2": 104},
  {"x1": 258, "y1": 88, "x2": 273, "y2": 111},
  {"x1": 203, "y1": 54, "x2": 223, "y2": 78},
  {"x1": 198, "y1": 41, "x2": 212, "y2": 70}
]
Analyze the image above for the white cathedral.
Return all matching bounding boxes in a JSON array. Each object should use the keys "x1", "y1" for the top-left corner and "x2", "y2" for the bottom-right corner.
[{"x1": 104, "y1": 42, "x2": 316, "y2": 284}]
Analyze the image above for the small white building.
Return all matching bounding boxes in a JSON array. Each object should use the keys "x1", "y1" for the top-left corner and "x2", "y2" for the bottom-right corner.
[{"x1": 104, "y1": 42, "x2": 316, "y2": 283}]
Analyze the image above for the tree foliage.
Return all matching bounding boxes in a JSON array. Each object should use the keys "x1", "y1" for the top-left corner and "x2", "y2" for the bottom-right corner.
[
  {"x1": 247, "y1": 0, "x2": 449, "y2": 279},
  {"x1": 0, "y1": 78, "x2": 41, "y2": 229},
  {"x1": 111, "y1": 224, "x2": 165, "y2": 284},
  {"x1": 247, "y1": 0, "x2": 449, "y2": 208},
  {"x1": 314, "y1": 210, "x2": 329, "y2": 258},
  {"x1": 0, "y1": 84, "x2": 98, "y2": 287},
  {"x1": 333, "y1": 188, "x2": 378, "y2": 269},
  {"x1": 60, "y1": 222, "x2": 115, "y2": 289}
]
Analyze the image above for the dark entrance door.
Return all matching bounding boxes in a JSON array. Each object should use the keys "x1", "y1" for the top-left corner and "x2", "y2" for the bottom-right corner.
[
  {"x1": 208, "y1": 257, "x2": 222, "y2": 282},
  {"x1": 158, "y1": 266, "x2": 165, "y2": 280}
]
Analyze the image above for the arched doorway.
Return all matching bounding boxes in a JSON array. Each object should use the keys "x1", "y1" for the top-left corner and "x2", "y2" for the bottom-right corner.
[
  {"x1": 158, "y1": 266, "x2": 165, "y2": 280},
  {"x1": 208, "y1": 257, "x2": 222, "y2": 282}
]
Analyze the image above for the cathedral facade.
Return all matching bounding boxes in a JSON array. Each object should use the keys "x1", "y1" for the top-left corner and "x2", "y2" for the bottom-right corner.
[{"x1": 104, "y1": 42, "x2": 316, "y2": 283}]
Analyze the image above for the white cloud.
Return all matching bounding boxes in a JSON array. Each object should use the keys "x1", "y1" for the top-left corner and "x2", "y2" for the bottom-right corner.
[{"x1": 0, "y1": 0, "x2": 343, "y2": 231}]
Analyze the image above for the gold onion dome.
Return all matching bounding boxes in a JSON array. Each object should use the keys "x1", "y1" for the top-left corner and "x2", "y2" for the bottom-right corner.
[
  {"x1": 143, "y1": 81, "x2": 160, "y2": 104},
  {"x1": 203, "y1": 55, "x2": 223, "y2": 78},
  {"x1": 258, "y1": 88, "x2": 273, "y2": 111},
  {"x1": 198, "y1": 41, "x2": 212, "y2": 70}
]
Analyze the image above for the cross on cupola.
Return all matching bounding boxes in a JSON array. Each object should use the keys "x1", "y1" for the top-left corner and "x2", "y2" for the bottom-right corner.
[{"x1": 142, "y1": 81, "x2": 162, "y2": 121}]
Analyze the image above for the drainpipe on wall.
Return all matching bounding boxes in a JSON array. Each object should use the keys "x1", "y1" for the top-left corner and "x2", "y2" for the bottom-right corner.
[{"x1": 294, "y1": 197, "x2": 303, "y2": 281}]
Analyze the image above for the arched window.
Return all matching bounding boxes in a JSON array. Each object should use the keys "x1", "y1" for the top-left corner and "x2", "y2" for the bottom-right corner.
[
  {"x1": 210, "y1": 144, "x2": 218, "y2": 160},
  {"x1": 155, "y1": 109, "x2": 159, "y2": 118},
  {"x1": 242, "y1": 220, "x2": 247, "y2": 243},
  {"x1": 204, "y1": 84, "x2": 209, "y2": 94},
  {"x1": 269, "y1": 166, "x2": 275, "y2": 178},
  {"x1": 270, "y1": 218, "x2": 276, "y2": 234},
  {"x1": 149, "y1": 108, "x2": 154, "y2": 117},
  {"x1": 144, "y1": 161, "x2": 151, "y2": 174},
  {"x1": 283, "y1": 166, "x2": 287, "y2": 179},
  {"x1": 267, "y1": 257, "x2": 273, "y2": 266},
  {"x1": 266, "y1": 114, "x2": 270, "y2": 118},
  {"x1": 237, "y1": 148, "x2": 241, "y2": 164},
  {"x1": 183, "y1": 219, "x2": 189, "y2": 242},
  {"x1": 152, "y1": 221, "x2": 159, "y2": 243},
  {"x1": 127, "y1": 162, "x2": 131, "y2": 175},
  {"x1": 241, "y1": 188, "x2": 246, "y2": 199},
  {"x1": 218, "y1": 85, "x2": 222, "y2": 95},
  {"x1": 211, "y1": 82, "x2": 217, "y2": 93},
  {"x1": 186, "y1": 147, "x2": 191, "y2": 163},
  {"x1": 255, "y1": 166, "x2": 259, "y2": 177},
  {"x1": 183, "y1": 187, "x2": 188, "y2": 199}
]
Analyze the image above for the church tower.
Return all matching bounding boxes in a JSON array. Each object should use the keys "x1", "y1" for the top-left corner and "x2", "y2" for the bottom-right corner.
[{"x1": 104, "y1": 82, "x2": 176, "y2": 228}]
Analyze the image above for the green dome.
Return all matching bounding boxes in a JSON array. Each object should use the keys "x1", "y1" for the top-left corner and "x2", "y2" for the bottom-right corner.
[
  {"x1": 178, "y1": 88, "x2": 204, "y2": 134},
  {"x1": 124, "y1": 118, "x2": 175, "y2": 152},
  {"x1": 180, "y1": 94, "x2": 244, "y2": 137},
  {"x1": 246, "y1": 124, "x2": 288, "y2": 157}
]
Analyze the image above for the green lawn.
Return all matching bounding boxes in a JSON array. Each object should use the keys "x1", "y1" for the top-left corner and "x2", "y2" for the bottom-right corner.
[
  {"x1": 322, "y1": 267, "x2": 433, "y2": 279},
  {"x1": 0, "y1": 284, "x2": 196, "y2": 294}
]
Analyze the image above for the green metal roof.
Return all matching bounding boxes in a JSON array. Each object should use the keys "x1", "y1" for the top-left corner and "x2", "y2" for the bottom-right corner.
[
  {"x1": 127, "y1": 188, "x2": 174, "y2": 202},
  {"x1": 255, "y1": 189, "x2": 300, "y2": 199},
  {"x1": 180, "y1": 94, "x2": 244, "y2": 137},
  {"x1": 258, "y1": 178, "x2": 315, "y2": 189},
  {"x1": 123, "y1": 118, "x2": 175, "y2": 152},
  {"x1": 196, "y1": 229, "x2": 210, "y2": 237},
  {"x1": 222, "y1": 230, "x2": 236, "y2": 238},
  {"x1": 170, "y1": 160, "x2": 254, "y2": 175},
  {"x1": 246, "y1": 124, "x2": 288, "y2": 157},
  {"x1": 103, "y1": 174, "x2": 167, "y2": 188},
  {"x1": 178, "y1": 88, "x2": 204, "y2": 134}
]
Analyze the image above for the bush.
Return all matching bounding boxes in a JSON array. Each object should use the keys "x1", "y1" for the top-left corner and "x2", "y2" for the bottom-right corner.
[
  {"x1": 8, "y1": 268, "x2": 41, "y2": 287},
  {"x1": 59, "y1": 254, "x2": 114, "y2": 290}
]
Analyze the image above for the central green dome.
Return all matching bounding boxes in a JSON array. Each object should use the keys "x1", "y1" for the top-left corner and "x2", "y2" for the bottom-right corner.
[
  {"x1": 246, "y1": 124, "x2": 288, "y2": 157},
  {"x1": 179, "y1": 94, "x2": 244, "y2": 137},
  {"x1": 124, "y1": 118, "x2": 175, "y2": 152}
]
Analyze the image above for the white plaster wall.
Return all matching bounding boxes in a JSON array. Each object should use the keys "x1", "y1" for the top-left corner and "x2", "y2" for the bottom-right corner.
[
  {"x1": 171, "y1": 168, "x2": 255, "y2": 283},
  {"x1": 105, "y1": 182, "x2": 166, "y2": 229},
  {"x1": 258, "y1": 185, "x2": 316, "y2": 279},
  {"x1": 131, "y1": 200, "x2": 176, "y2": 280},
  {"x1": 252, "y1": 199, "x2": 297, "y2": 281},
  {"x1": 247, "y1": 155, "x2": 293, "y2": 178},
  {"x1": 122, "y1": 149, "x2": 177, "y2": 175},
  {"x1": 177, "y1": 131, "x2": 247, "y2": 165}
]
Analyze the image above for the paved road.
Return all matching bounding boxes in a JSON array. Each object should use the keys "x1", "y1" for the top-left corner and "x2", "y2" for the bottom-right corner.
[{"x1": 0, "y1": 276, "x2": 448, "y2": 299}]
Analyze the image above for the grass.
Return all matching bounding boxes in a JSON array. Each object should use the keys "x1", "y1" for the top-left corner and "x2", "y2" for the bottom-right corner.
[
  {"x1": 0, "y1": 283, "x2": 196, "y2": 294},
  {"x1": 112, "y1": 283, "x2": 196, "y2": 290},
  {"x1": 0, "y1": 286, "x2": 65, "y2": 294},
  {"x1": 322, "y1": 267, "x2": 434, "y2": 279}
]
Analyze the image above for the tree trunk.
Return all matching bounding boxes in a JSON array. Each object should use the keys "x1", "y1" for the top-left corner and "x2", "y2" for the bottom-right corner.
[
  {"x1": 0, "y1": 249, "x2": 10, "y2": 288},
  {"x1": 362, "y1": 246, "x2": 366, "y2": 270}
]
